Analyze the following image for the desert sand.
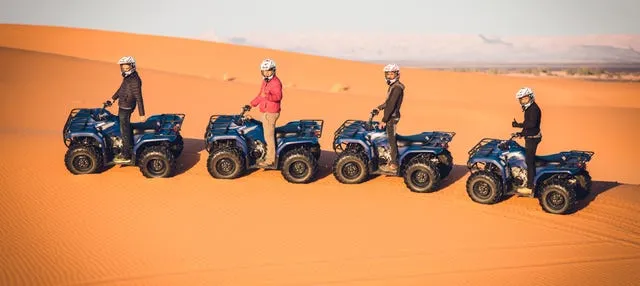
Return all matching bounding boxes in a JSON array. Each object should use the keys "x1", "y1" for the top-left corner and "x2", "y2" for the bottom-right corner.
[{"x1": 1, "y1": 24, "x2": 640, "y2": 286}]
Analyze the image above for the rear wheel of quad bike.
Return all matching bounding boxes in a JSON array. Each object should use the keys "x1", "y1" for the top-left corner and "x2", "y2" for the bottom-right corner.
[
  {"x1": 539, "y1": 179, "x2": 577, "y2": 215},
  {"x1": 333, "y1": 151, "x2": 369, "y2": 184},
  {"x1": 575, "y1": 170, "x2": 592, "y2": 200},
  {"x1": 281, "y1": 148, "x2": 317, "y2": 184},
  {"x1": 403, "y1": 156, "x2": 440, "y2": 193},
  {"x1": 170, "y1": 134, "x2": 184, "y2": 158},
  {"x1": 466, "y1": 171, "x2": 503, "y2": 204},
  {"x1": 64, "y1": 145, "x2": 102, "y2": 175},
  {"x1": 138, "y1": 145, "x2": 176, "y2": 178},
  {"x1": 437, "y1": 150, "x2": 454, "y2": 179},
  {"x1": 207, "y1": 147, "x2": 245, "y2": 179}
]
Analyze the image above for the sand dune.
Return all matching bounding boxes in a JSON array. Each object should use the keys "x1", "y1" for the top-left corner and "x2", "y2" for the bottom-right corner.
[{"x1": 1, "y1": 24, "x2": 639, "y2": 285}]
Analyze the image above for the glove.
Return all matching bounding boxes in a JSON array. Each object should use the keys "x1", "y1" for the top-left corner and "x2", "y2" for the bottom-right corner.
[
  {"x1": 513, "y1": 132, "x2": 523, "y2": 138},
  {"x1": 104, "y1": 100, "x2": 112, "y2": 107},
  {"x1": 243, "y1": 105, "x2": 251, "y2": 112}
]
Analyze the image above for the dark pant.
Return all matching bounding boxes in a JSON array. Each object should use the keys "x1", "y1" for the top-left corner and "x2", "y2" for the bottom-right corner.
[
  {"x1": 386, "y1": 118, "x2": 399, "y2": 165},
  {"x1": 118, "y1": 108, "x2": 133, "y2": 159},
  {"x1": 525, "y1": 137, "x2": 541, "y2": 188}
]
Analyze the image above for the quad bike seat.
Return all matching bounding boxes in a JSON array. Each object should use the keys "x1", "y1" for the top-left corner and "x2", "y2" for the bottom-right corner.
[
  {"x1": 131, "y1": 120, "x2": 160, "y2": 135},
  {"x1": 275, "y1": 125, "x2": 299, "y2": 138},
  {"x1": 396, "y1": 133, "x2": 430, "y2": 147},
  {"x1": 535, "y1": 153, "x2": 565, "y2": 167}
]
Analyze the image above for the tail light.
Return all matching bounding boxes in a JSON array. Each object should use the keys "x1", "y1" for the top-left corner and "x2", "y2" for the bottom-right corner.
[
  {"x1": 314, "y1": 129, "x2": 322, "y2": 138},
  {"x1": 173, "y1": 123, "x2": 181, "y2": 132}
]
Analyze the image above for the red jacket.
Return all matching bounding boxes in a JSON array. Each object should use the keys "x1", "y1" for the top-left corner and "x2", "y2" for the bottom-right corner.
[{"x1": 250, "y1": 76, "x2": 283, "y2": 113}]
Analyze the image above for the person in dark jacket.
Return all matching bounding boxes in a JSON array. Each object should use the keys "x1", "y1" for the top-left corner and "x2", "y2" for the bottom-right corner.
[
  {"x1": 377, "y1": 64, "x2": 405, "y2": 172},
  {"x1": 111, "y1": 56, "x2": 145, "y2": 163},
  {"x1": 512, "y1": 87, "x2": 542, "y2": 195}
]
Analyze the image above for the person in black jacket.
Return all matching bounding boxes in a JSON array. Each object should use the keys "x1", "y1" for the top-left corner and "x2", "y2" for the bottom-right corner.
[
  {"x1": 511, "y1": 87, "x2": 542, "y2": 195},
  {"x1": 377, "y1": 64, "x2": 405, "y2": 172},
  {"x1": 111, "y1": 56, "x2": 145, "y2": 163}
]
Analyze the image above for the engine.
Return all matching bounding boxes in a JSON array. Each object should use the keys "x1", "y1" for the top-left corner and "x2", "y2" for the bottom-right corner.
[
  {"x1": 248, "y1": 139, "x2": 266, "y2": 161},
  {"x1": 510, "y1": 166, "x2": 528, "y2": 187},
  {"x1": 377, "y1": 146, "x2": 391, "y2": 165},
  {"x1": 108, "y1": 136, "x2": 124, "y2": 156}
]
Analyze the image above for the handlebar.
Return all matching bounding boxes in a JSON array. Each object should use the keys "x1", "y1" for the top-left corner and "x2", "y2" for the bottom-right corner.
[{"x1": 367, "y1": 109, "x2": 380, "y2": 130}]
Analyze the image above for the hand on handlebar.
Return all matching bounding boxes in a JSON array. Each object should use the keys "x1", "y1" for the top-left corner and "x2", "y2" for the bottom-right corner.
[
  {"x1": 511, "y1": 132, "x2": 522, "y2": 138},
  {"x1": 243, "y1": 105, "x2": 252, "y2": 112},
  {"x1": 104, "y1": 100, "x2": 113, "y2": 107}
]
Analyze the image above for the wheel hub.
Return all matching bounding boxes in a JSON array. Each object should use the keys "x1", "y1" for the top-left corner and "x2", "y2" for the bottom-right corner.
[
  {"x1": 147, "y1": 159, "x2": 166, "y2": 175},
  {"x1": 547, "y1": 191, "x2": 566, "y2": 209},
  {"x1": 217, "y1": 158, "x2": 235, "y2": 175},
  {"x1": 473, "y1": 182, "x2": 491, "y2": 198},
  {"x1": 290, "y1": 161, "x2": 308, "y2": 178},
  {"x1": 342, "y1": 162, "x2": 360, "y2": 179},
  {"x1": 73, "y1": 155, "x2": 92, "y2": 171},
  {"x1": 411, "y1": 170, "x2": 430, "y2": 187}
]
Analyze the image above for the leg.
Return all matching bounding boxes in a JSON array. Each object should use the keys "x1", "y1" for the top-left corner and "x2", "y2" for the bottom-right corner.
[
  {"x1": 262, "y1": 112, "x2": 279, "y2": 165},
  {"x1": 525, "y1": 138, "x2": 541, "y2": 189},
  {"x1": 386, "y1": 118, "x2": 399, "y2": 168},
  {"x1": 118, "y1": 108, "x2": 133, "y2": 161}
]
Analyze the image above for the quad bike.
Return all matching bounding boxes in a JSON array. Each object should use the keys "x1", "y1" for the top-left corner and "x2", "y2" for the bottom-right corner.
[
  {"x1": 204, "y1": 105, "x2": 324, "y2": 184},
  {"x1": 63, "y1": 100, "x2": 185, "y2": 178},
  {"x1": 332, "y1": 109, "x2": 455, "y2": 193},
  {"x1": 466, "y1": 133, "x2": 594, "y2": 214}
]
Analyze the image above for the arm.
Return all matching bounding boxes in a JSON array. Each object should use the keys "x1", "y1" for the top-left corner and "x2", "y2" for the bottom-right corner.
[
  {"x1": 521, "y1": 107, "x2": 541, "y2": 136},
  {"x1": 381, "y1": 86, "x2": 402, "y2": 123},
  {"x1": 250, "y1": 95, "x2": 262, "y2": 107},
  {"x1": 112, "y1": 84, "x2": 121, "y2": 101},
  {"x1": 131, "y1": 79, "x2": 145, "y2": 116},
  {"x1": 265, "y1": 80, "x2": 282, "y2": 102}
]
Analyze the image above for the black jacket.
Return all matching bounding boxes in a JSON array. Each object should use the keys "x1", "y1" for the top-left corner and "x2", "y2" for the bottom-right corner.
[
  {"x1": 378, "y1": 81, "x2": 405, "y2": 123},
  {"x1": 112, "y1": 71, "x2": 145, "y2": 116},
  {"x1": 513, "y1": 101, "x2": 541, "y2": 137}
]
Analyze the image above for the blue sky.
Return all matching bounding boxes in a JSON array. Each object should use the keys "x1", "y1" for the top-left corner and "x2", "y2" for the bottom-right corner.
[{"x1": 1, "y1": 0, "x2": 639, "y2": 38}]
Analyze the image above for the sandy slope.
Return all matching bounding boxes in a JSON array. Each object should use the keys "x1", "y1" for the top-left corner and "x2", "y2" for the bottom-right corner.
[{"x1": 1, "y1": 25, "x2": 640, "y2": 285}]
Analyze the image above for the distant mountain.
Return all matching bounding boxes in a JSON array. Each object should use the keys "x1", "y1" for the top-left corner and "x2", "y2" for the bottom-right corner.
[{"x1": 198, "y1": 32, "x2": 640, "y2": 65}]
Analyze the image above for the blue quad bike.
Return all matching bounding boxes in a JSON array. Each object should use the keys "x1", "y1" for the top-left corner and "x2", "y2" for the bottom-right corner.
[
  {"x1": 204, "y1": 105, "x2": 324, "y2": 184},
  {"x1": 63, "y1": 100, "x2": 186, "y2": 178},
  {"x1": 465, "y1": 133, "x2": 594, "y2": 214},
  {"x1": 332, "y1": 109, "x2": 456, "y2": 193}
]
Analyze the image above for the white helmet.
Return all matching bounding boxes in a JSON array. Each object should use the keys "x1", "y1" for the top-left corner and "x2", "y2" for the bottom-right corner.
[
  {"x1": 118, "y1": 56, "x2": 136, "y2": 77},
  {"x1": 383, "y1": 63, "x2": 400, "y2": 84},
  {"x1": 383, "y1": 63, "x2": 400, "y2": 73},
  {"x1": 260, "y1": 59, "x2": 276, "y2": 71},
  {"x1": 118, "y1": 56, "x2": 136, "y2": 66},
  {"x1": 515, "y1": 87, "x2": 534, "y2": 100}
]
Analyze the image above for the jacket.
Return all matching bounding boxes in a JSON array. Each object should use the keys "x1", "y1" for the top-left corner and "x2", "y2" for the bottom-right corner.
[
  {"x1": 250, "y1": 75, "x2": 283, "y2": 113},
  {"x1": 378, "y1": 81, "x2": 405, "y2": 123},
  {"x1": 514, "y1": 101, "x2": 542, "y2": 138},
  {"x1": 112, "y1": 71, "x2": 145, "y2": 116}
]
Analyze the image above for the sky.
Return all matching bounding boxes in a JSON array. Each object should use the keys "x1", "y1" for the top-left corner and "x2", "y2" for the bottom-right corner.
[{"x1": 1, "y1": 0, "x2": 639, "y2": 39}]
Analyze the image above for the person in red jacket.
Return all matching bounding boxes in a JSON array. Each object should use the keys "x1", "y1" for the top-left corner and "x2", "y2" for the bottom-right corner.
[{"x1": 249, "y1": 58, "x2": 283, "y2": 167}]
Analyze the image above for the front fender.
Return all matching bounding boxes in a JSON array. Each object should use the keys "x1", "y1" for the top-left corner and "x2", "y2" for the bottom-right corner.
[{"x1": 467, "y1": 157, "x2": 507, "y2": 181}]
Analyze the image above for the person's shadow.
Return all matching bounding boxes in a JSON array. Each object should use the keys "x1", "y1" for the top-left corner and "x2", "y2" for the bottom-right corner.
[{"x1": 174, "y1": 138, "x2": 205, "y2": 176}]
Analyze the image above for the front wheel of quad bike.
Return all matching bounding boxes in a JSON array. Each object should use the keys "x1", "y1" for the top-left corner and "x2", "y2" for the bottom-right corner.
[
  {"x1": 170, "y1": 134, "x2": 184, "y2": 158},
  {"x1": 281, "y1": 148, "x2": 318, "y2": 184},
  {"x1": 64, "y1": 145, "x2": 102, "y2": 175},
  {"x1": 539, "y1": 180, "x2": 577, "y2": 215},
  {"x1": 333, "y1": 151, "x2": 369, "y2": 184},
  {"x1": 138, "y1": 145, "x2": 176, "y2": 178},
  {"x1": 574, "y1": 170, "x2": 592, "y2": 200},
  {"x1": 403, "y1": 156, "x2": 441, "y2": 193},
  {"x1": 207, "y1": 147, "x2": 245, "y2": 179},
  {"x1": 437, "y1": 149, "x2": 454, "y2": 179},
  {"x1": 466, "y1": 171, "x2": 503, "y2": 204}
]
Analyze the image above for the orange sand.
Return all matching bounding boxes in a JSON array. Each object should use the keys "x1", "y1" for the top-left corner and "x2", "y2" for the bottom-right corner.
[{"x1": 1, "y1": 24, "x2": 639, "y2": 285}]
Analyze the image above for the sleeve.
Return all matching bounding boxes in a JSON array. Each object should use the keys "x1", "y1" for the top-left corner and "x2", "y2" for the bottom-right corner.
[
  {"x1": 132, "y1": 79, "x2": 145, "y2": 116},
  {"x1": 521, "y1": 107, "x2": 541, "y2": 136},
  {"x1": 265, "y1": 80, "x2": 282, "y2": 102},
  {"x1": 250, "y1": 95, "x2": 262, "y2": 107},
  {"x1": 382, "y1": 86, "x2": 402, "y2": 122},
  {"x1": 112, "y1": 85, "x2": 120, "y2": 101}
]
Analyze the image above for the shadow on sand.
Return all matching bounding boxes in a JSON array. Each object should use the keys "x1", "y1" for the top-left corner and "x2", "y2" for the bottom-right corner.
[
  {"x1": 174, "y1": 138, "x2": 205, "y2": 176},
  {"x1": 572, "y1": 180, "x2": 621, "y2": 213}
]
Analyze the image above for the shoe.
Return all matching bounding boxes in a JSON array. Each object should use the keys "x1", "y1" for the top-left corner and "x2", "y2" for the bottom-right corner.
[
  {"x1": 257, "y1": 161, "x2": 275, "y2": 168},
  {"x1": 516, "y1": 187, "x2": 533, "y2": 196},
  {"x1": 113, "y1": 156, "x2": 132, "y2": 164}
]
